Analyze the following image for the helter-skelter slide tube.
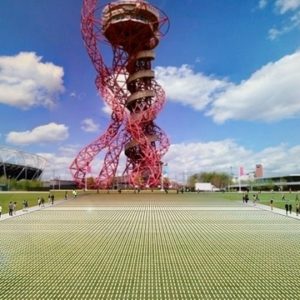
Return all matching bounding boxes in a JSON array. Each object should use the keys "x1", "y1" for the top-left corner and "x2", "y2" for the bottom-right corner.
[{"x1": 70, "y1": 0, "x2": 170, "y2": 189}]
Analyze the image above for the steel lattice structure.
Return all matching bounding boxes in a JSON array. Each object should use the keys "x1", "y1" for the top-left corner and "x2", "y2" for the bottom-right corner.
[
  {"x1": 0, "y1": 146, "x2": 47, "y2": 180},
  {"x1": 70, "y1": 0, "x2": 169, "y2": 188}
]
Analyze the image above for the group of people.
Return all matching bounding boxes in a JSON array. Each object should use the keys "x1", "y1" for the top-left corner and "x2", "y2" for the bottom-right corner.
[
  {"x1": 1, "y1": 193, "x2": 57, "y2": 218},
  {"x1": 242, "y1": 192, "x2": 300, "y2": 216},
  {"x1": 37, "y1": 194, "x2": 55, "y2": 207},
  {"x1": 1, "y1": 200, "x2": 29, "y2": 217},
  {"x1": 242, "y1": 192, "x2": 252, "y2": 204},
  {"x1": 37, "y1": 193, "x2": 55, "y2": 207},
  {"x1": 37, "y1": 197, "x2": 45, "y2": 207},
  {"x1": 0, "y1": 191, "x2": 76, "y2": 219},
  {"x1": 282, "y1": 195, "x2": 300, "y2": 216},
  {"x1": 8, "y1": 201, "x2": 17, "y2": 216}
]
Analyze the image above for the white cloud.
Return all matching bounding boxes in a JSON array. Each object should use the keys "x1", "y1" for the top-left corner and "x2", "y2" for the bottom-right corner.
[
  {"x1": 0, "y1": 52, "x2": 64, "y2": 109},
  {"x1": 39, "y1": 140, "x2": 300, "y2": 182},
  {"x1": 70, "y1": 92, "x2": 77, "y2": 98},
  {"x1": 155, "y1": 65, "x2": 231, "y2": 111},
  {"x1": 275, "y1": 0, "x2": 300, "y2": 14},
  {"x1": 57, "y1": 145, "x2": 81, "y2": 157},
  {"x1": 102, "y1": 102, "x2": 112, "y2": 115},
  {"x1": 81, "y1": 118, "x2": 100, "y2": 132},
  {"x1": 264, "y1": 0, "x2": 300, "y2": 39},
  {"x1": 155, "y1": 52, "x2": 300, "y2": 123},
  {"x1": 268, "y1": 11, "x2": 300, "y2": 39},
  {"x1": 207, "y1": 51, "x2": 300, "y2": 123},
  {"x1": 165, "y1": 140, "x2": 250, "y2": 178},
  {"x1": 39, "y1": 151, "x2": 74, "y2": 180},
  {"x1": 268, "y1": 27, "x2": 282, "y2": 40},
  {"x1": 259, "y1": 0, "x2": 268, "y2": 9},
  {"x1": 41, "y1": 144, "x2": 113, "y2": 180},
  {"x1": 6, "y1": 123, "x2": 69, "y2": 145},
  {"x1": 164, "y1": 141, "x2": 300, "y2": 181}
]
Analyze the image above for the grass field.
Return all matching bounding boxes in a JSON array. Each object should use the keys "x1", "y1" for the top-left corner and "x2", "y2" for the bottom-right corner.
[
  {"x1": 0, "y1": 190, "x2": 68, "y2": 214},
  {"x1": 223, "y1": 190, "x2": 299, "y2": 210},
  {"x1": 0, "y1": 192, "x2": 299, "y2": 299}
]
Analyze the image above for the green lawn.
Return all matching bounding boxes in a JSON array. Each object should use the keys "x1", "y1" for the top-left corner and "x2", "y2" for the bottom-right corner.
[
  {"x1": 0, "y1": 190, "x2": 68, "y2": 214},
  {"x1": 1, "y1": 190, "x2": 299, "y2": 214},
  {"x1": 223, "y1": 191, "x2": 299, "y2": 210}
]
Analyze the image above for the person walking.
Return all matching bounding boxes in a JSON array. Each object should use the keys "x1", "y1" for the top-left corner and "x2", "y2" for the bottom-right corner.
[
  {"x1": 253, "y1": 194, "x2": 258, "y2": 206},
  {"x1": 22, "y1": 200, "x2": 26, "y2": 211},
  {"x1": 13, "y1": 202, "x2": 17, "y2": 215},
  {"x1": 285, "y1": 199, "x2": 289, "y2": 216},
  {"x1": 245, "y1": 193, "x2": 249, "y2": 204},
  {"x1": 72, "y1": 190, "x2": 77, "y2": 199},
  {"x1": 270, "y1": 198, "x2": 274, "y2": 210},
  {"x1": 8, "y1": 201, "x2": 13, "y2": 216},
  {"x1": 0, "y1": 204, "x2": 2, "y2": 218}
]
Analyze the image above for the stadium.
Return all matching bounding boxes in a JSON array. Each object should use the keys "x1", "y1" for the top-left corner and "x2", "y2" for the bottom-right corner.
[{"x1": 0, "y1": 146, "x2": 47, "y2": 187}]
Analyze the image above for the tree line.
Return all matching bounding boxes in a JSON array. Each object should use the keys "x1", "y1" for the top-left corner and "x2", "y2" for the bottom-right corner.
[
  {"x1": 187, "y1": 172, "x2": 232, "y2": 189},
  {"x1": 0, "y1": 176, "x2": 43, "y2": 191}
]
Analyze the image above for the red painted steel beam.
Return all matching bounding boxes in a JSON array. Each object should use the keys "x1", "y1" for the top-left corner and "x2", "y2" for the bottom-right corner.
[{"x1": 70, "y1": 0, "x2": 169, "y2": 189}]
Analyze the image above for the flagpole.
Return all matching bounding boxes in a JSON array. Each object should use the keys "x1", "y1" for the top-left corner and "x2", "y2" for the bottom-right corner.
[{"x1": 238, "y1": 166, "x2": 242, "y2": 193}]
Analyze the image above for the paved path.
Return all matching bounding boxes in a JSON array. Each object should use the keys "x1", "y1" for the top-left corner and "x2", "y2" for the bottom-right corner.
[{"x1": 250, "y1": 201, "x2": 300, "y2": 220}]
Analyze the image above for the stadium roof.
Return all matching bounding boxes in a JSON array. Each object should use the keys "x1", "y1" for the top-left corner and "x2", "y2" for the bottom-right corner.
[{"x1": 0, "y1": 146, "x2": 47, "y2": 180}]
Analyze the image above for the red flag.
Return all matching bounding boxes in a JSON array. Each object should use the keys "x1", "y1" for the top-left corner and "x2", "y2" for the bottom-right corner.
[{"x1": 239, "y1": 166, "x2": 244, "y2": 176}]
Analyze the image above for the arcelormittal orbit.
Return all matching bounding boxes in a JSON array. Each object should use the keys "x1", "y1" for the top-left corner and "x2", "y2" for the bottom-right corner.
[{"x1": 70, "y1": 0, "x2": 169, "y2": 188}]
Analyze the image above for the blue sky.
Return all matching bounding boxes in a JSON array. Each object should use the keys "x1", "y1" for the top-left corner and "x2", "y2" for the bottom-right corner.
[{"x1": 0, "y1": 0, "x2": 300, "y2": 182}]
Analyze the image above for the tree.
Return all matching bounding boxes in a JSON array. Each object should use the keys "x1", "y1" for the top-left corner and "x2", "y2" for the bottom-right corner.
[
  {"x1": 187, "y1": 172, "x2": 232, "y2": 189},
  {"x1": 187, "y1": 173, "x2": 200, "y2": 187}
]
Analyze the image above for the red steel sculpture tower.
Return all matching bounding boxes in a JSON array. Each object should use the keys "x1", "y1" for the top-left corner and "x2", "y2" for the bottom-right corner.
[{"x1": 70, "y1": 0, "x2": 170, "y2": 188}]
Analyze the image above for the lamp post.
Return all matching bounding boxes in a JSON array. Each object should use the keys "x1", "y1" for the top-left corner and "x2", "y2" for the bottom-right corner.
[
  {"x1": 52, "y1": 169, "x2": 56, "y2": 190},
  {"x1": 7, "y1": 176, "x2": 11, "y2": 191},
  {"x1": 229, "y1": 166, "x2": 233, "y2": 192},
  {"x1": 160, "y1": 162, "x2": 164, "y2": 191},
  {"x1": 84, "y1": 163, "x2": 91, "y2": 192}
]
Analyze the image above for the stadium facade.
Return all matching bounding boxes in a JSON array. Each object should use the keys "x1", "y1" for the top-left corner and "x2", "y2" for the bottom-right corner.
[{"x1": 0, "y1": 146, "x2": 47, "y2": 182}]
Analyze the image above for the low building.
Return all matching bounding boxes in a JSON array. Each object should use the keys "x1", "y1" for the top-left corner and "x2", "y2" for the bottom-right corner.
[
  {"x1": 229, "y1": 174, "x2": 300, "y2": 191},
  {"x1": 195, "y1": 182, "x2": 219, "y2": 192}
]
